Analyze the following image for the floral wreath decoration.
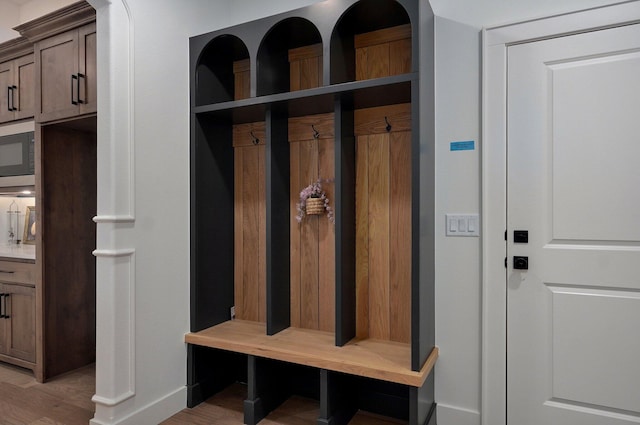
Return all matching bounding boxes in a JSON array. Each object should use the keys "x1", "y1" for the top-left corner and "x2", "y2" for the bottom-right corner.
[{"x1": 295, "y1": 178, "x2": 335, "y2": 224}]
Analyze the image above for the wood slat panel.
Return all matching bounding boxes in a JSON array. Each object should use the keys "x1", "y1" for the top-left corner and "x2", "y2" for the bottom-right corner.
[
  {"x1": 186, "y1": 320, "x2": 439, "y2": 387},
  {"x1": 289, "y1": 44, "x2": 323, "y2": 92},
  {"x1": 389, "y1": 38, "x2": 411, "y2": 76},
  {"x1": 366, "y1": 43, "x2": 389, "y2": 80},
  {"x1": 232, "y1": 122, "x2": 265, "y2": 147},
  {"x1": 289, "y1": 114, "x2": 335, "y2": 332},
  {"x1": 355, "y1": 106, "x2": 412, "y2": 343},
  {"x1": 354, "y1": 103, "x2": 411, "y2": 136},
  {"x1": 234, "y1": 148, "x2": 244, "y2": 320},
  {"x1": 299, "y1": 140, "x2": 319, "y2": 329},
  {"x1": 289, "y1": 142, "x2": 301, "y2": 328},
  {"x1": 258, "y1": 145, "x2": 266, "y2": 323},
  {"x1": 367, "y1": 133, "x2": 391, "y2": 340},
  {"x1": 290, "y1": 60, "x2": 301, "y2": 92},
  {"x1": 355, "y1": 45, "x2": 367, "y2": 81},
  {"x1": 233, "y1": 59, "x2": 250, "y2": 100},
  {"x1": 288, "y1": 113, "x2": 334, "y2": 142},
  {"x1": 354, "y1": 24, "x2": 412, "y2": 49},
  {"x1": 233, "y1": 122, "x2": 266, "y2": 323},
  {"x1": 355, "y1": 136, "x2": 370, "y2": 339},
  {"x1": 389, "y1": 131, "x2": 411, "y2": 343},
  {"x1": 242, "y1": 146, "x2": 260, "y2": 322},
  {"x1": 318, "y1": 138, "x2": 335, "y2": 333},
  {"x1": 300, "y1": 55, "x2": 322, "y2": 90},
  {"x1": 355, "y1": 24, "x2": 411, "y2": 81},
  {"x1": 288, "y1": 44, "x2": 322, "y2": 62}
]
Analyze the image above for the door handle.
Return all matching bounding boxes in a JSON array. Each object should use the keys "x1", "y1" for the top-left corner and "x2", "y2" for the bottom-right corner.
[{"x1": 513, "y1": 256, "x2": 529, "y2": 270}]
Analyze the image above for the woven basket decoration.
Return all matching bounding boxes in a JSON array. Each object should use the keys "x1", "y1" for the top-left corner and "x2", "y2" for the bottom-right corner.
[{"x1": 305, "y1": 197, "x2": 324, "y2": 215}]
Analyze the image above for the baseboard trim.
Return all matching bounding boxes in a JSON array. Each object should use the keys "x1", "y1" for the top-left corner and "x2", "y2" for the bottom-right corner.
[
  {"x1": 90, "y1": 386, "x2": 187, "y2": 425},
  {"x1": 436, "y1": 404, "x2": 480, "y2": 425}
]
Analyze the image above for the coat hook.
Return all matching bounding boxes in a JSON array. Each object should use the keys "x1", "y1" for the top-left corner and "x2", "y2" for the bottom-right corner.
[
  {"x1": 312, "y1": 124, "x2": 320, "y2": 139},
  {"x1": 250, "y1": 130, "x2": 259, "y2": 145},
  {"x1": 384, "y1": 116, "x2": 392, "y2": 132}
]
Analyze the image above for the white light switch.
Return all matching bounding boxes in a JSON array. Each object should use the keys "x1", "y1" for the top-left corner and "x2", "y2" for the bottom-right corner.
[{"x1": 446, "y1": 214, "x2": 480, "y2": 237}]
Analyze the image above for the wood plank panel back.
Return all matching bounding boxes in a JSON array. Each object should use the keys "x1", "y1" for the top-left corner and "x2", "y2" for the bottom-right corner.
[
  {"x1": 289, "y1": 44, "x2": 322, "y2": 91},
  {"x1": 233, "y1": 122, "x2": 266, "y2": 322},
  {"x1": 289, "y1": 113, "x2": 335, "y2": 332},
  {"x1": 233, "y1": 59, "x2": 250, "y2": 100},
  {"x1": 354, "y1": 104, "x2": 411, "y2": 343},
  {"x1": 355, "y1": 24, "x2": 411, "y2": 80}
]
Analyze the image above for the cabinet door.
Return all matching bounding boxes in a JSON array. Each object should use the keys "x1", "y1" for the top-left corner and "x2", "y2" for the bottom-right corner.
[
  {"x1": 35, "y1": 29, "x2": 79, "y2": 122},
  {"x1": 0, "y1": 290, "x2": 7, "y2": 355},
  {"x1": 14, "y1": 54, "x2": 35, "y2": 121},
  {"x1": 5, "y1": 284, "x2": 36, "y2": 363},
  {"x1": 0, "y1": 61, "x2": 14, "y2": 123},
  {"x1": 78, "y1": 23, "x2": 97, "y2": 115}
]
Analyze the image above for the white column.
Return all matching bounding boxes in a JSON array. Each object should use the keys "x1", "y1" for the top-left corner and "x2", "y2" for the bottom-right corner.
[{"x1": 87, "y1": 0, "x2": 137, "y2": 423}]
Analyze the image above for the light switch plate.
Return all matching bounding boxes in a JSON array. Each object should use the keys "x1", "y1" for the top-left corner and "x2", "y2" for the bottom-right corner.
[{"x1": 446, "y1": 214, "x2": 479, "y2": 237}]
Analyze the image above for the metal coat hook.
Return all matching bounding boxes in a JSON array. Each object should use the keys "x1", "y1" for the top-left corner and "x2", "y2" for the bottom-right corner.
[
  {"x1": 384, "y1": 116, "x2": 392, "y2": 132},
  {"x1": 250, "y1": 130, "x2": 260, "y2": 145},
  {"x1": 312, "y1": 124, "x2": 320, "y2": 139}
]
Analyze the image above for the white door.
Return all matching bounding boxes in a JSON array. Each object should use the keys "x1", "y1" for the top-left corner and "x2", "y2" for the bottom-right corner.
[{"x1": 507, "y1": 23, "x2": 640, "y2": 425}]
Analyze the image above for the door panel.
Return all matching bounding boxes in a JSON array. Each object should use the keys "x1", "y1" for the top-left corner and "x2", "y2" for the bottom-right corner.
[{"x1": 507, "y1": 23, "x2": 640, "y2": 425}]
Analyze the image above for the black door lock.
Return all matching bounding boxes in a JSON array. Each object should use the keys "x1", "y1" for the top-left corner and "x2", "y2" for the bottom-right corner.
[{"x1": 513, "y1": 256, "x2": 528, "y2": 270}]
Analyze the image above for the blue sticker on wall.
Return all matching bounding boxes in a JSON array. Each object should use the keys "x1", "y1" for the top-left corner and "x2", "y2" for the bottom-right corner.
[{"x1": 450, "y1": 141, "x2": 475, "y2": 151}]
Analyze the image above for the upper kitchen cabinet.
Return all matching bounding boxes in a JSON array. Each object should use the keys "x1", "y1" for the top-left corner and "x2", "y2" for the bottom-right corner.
[
  {"x1": 0, "y1": 38, "x2": 35, "y2": 124},
  {"x1": 14, "y1": 1, "x2": 96, "y2": 124}
]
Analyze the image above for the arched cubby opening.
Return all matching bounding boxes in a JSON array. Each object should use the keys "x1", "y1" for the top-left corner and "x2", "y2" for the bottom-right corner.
[
  {"x1": 195, "y1": 34, "x2": 250, "y2": 105},
  {"x1": 257, "y1": 17, "x2": 323, "y2": 96},
  {"x1": 330, "y1": 0, "x2": 412, "y2": 84}
]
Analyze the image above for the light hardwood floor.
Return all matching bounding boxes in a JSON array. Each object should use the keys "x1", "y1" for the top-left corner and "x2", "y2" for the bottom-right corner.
[
  {"x1": 0, "y1": 362, "x2": 95, "y2": 424},
  {"x1": 0, "y1": 363, "x2": 403, "y2": 424}
]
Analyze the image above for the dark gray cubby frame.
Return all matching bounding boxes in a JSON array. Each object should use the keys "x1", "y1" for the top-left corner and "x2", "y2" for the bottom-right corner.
[{"x1": 188, "y1": 0, "x2": 436, "y2": 424}]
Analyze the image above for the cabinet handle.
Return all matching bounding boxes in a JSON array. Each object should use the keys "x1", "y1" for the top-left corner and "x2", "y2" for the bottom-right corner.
[
  {"x1": 11, "y1": 85, "x2": 17, "y2": 111},
  {"x1": 77, "y1": 73, "x2": 85, "y2": 104},
  {"x1": 71, "y1": 74, "x2": 78, "y2": 105},
  {"x1": 0, "y1": 294, "x2": 4, "y2": 319},
  {"x1": 7, "y1": 86, "x2": 12, "y2": 112},
  {"x1": 0, "y1": 270, "x2": 15, "y2": 274}
]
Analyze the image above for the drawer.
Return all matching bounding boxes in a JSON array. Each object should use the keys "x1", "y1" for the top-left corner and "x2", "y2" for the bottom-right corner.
[{"x1": 0, "y1": 261, "x2": 35, "y2": 285}]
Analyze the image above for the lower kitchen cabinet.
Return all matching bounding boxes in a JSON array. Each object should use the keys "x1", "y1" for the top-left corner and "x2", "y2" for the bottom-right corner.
[{"x1": 0, "y1": 261, "x2": 36, "y2": 368}]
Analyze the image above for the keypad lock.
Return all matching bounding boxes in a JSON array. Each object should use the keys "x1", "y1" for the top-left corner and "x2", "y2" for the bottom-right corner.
[{"x1": 513, "y1": 256, "x2": 528, "y2": 270}]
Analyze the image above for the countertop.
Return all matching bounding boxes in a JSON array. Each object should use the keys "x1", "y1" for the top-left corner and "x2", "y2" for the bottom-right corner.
[{"x1": 0, "y1": 243, "x2": 36, "y2": 261}]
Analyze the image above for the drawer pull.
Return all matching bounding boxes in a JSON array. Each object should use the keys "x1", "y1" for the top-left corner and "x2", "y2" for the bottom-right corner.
[{"x1": 0, "y1": 270, "x2": 15, "y2": 274}]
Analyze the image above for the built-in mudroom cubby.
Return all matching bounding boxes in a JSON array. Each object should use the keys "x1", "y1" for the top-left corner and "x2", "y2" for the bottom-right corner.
[{"x1": 187, "y1": 1, "x2": 437, "y2": 424}]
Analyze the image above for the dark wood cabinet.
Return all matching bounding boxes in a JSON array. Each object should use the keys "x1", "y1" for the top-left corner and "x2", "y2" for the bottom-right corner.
[
  {"x1": 187, "y1": 1, "x2": 436, "y2": 424},
  {"x1": 33, "y1": 22, "x2": 96, "y2": 123},
  {"x1": 0, "y1": 260, "x2": 36, "y2": 367},
  {"x1": 0, "y1": 37, "x2": 35, "y2": 124}
]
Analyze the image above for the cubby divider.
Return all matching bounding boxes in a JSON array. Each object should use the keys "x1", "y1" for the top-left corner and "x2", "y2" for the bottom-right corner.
[{"x1": 265, "y1": 104, "x2": 291, "y2": 335}]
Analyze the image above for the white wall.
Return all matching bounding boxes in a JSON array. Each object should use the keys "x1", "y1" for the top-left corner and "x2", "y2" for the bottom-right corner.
[
  {"x1": 434, "y1": 16, "x2": 482, "y2": 425},
  {"x1": 430, "y1": 0, "x2": 625, "y2": 28}
]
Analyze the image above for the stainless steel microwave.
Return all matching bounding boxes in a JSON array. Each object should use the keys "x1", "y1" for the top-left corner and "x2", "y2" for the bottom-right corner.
[{"x1": 0, "y1": 132, "x2": 35, "y2": 177}]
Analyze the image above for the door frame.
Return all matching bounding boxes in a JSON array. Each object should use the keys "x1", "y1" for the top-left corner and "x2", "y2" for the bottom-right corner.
[{"x1": 481, "y1": 2, "x2": 640, "y2": 424}]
